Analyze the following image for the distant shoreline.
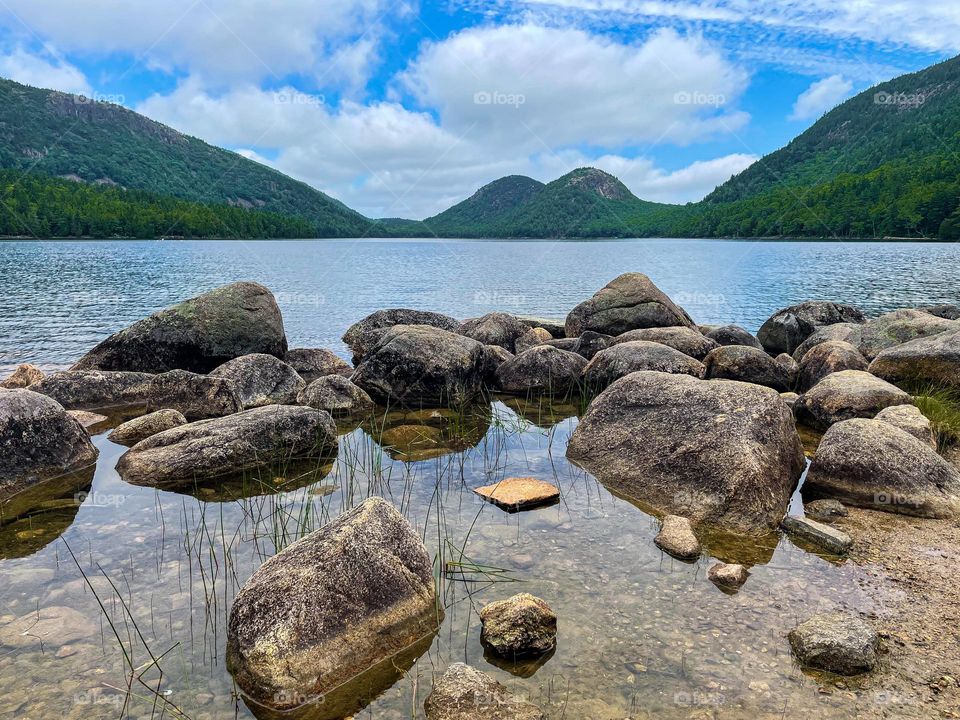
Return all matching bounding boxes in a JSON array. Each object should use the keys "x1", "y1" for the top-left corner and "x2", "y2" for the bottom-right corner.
[{"x1": 0, "y1": 235, "x2": 950, "y2": 243}]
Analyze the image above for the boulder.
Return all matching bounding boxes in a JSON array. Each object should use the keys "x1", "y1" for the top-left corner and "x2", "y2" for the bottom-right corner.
[
  {"x1": 874, "y1": 404, "x2": 936, "y2": 448},
  {"x1": 564, "y1": 273, "x2": 694, "y2": 337},
  {"x1": 227, "y1": 497, "x2": 441, "y2": 709},
  {"x1": 566, "y1": 371, "x2": 805, "y2": 533},
  {"x1": 857, "y1": 309, "x2": 958, "y2": 360},
  {"x1": 351, "y1": 325, "x2": 489, "y2": 407},
  {"x1": 708, "y1": 563, "x2": 749, "y2": 590},
  {"x1": 479, "y1": 593, "x2": 557, "y2": 657},
  {"x1": 1, "y1": 363, "x2": 44, "y2": 389},
  {"x1": 108, "y1": 409, "x2": 188, "y2": 446},
  {"x1": 342, "y1": 309, "x2": 460, "y2": 361},
  {"x1": 797, "y1": 340, "x2": 868, "y2": 391},
  {"x1": 210, "y1": 353, "x2": 305, "y2": 408},
  {"x1": 482, "y1": 345, "x2": 514, "y2": 378},
  {"x1": 73, "y1": 281, "x2": 287, "y2": 373},
  {"x1": 68, "y1": 410, "x2": 108, "y2": 430},
  {"x1": 0, "y1": 390, "x2": 99, "y2": 501},
  {"x1": 792, "y1": 323, "x2": 863, "y2": 362},
  {"x1": 654, "y1": 515, "x2": 701, "y2": 561},
  {"x1": 794, "y1": 370, "x2": 911, "y2": 430},
  {"x1": 705, "y1": 325, "x2": 764, "y2": 350},
  {"x1": 514, "y1": 327, "x2": 553, "y2": 355},
  {"x1": 781, "y1": 515, "x2": 852, "y2": 555},
  {"x1": 788, "y1": 613, "x2": 879, "y2": 675},
  {"x1": 545, "y1": 330, "x2": 612, "y2": 360},
  {"x1": 515, "y1": 316, "x2": 566, "y2": 338},
  {"x1": 297, "y1": 375, "x2": 375, "y2": 416},
  {"x1": 284, "y1": 348, "x2": 352, "y2": 382},
  {"x1": 611, "y1": 326, "x2": 718, "y2": 360},
  {"x1": 495, "y1": 346, "x2": 587, "y2": 395},
  {"x1": 869, "y1": 327, "x2": 960, "y2": 389},
  {"x1": 703, "y1": 345, "x2": 791, "y2": 391},
  {"x1": 775, "y1": 353, "x2": 799, "y2": 389},
  {"x1": 459, "y1": 312, "x2": 529, "y2": 352},
  {"x1": 780, "y1": 392, "x2": 800, "y2": 410},
  {"x1": 474, "y1": 477, "x2": 560, "y2": 511},
  {"x1": 804, "y1": 499, "x2": 848, "y2": 521},
  {"x1": 758, "y1": 301, "x2": 866, "y2": 356},
  {"x1": 424, "y1": 664, "x2": 544, "y2": 720},
  {"x1": 116, "y1": 405, "x2": 336, "y2": 487},
  {"x1": 920, "y1": 304, "x2": 960, "y2": 321},
  {"x1": 583, "y1": 341, "x2": 705, "y2": 392},
  {"x1": 144, "y1": 370, "x2": 244, "y2": 420},
  {"x1": 806, "y1": 419, "x2": 960, "y2": 517}
]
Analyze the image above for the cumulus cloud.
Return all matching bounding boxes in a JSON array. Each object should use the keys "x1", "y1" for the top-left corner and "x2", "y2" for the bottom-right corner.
[
  {"x1": 0, "y1": 46, "x2": 90, "y2": 95},
  {"x1": 789, "y1": 74, "x2": 853, "y2": 121}
]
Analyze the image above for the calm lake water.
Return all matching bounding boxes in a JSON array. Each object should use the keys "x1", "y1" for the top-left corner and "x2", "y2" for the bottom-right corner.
[{"x1": 0, "y1": 238, "x2": 952, "y2": 719}]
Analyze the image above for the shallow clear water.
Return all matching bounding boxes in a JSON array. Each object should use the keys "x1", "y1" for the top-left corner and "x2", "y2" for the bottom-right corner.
[{"x1": 0, "y1": 238, "x2": 947, "y2": 719}]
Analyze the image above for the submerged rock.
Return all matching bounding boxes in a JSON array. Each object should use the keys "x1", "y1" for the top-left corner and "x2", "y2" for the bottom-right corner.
[
  {"x1": 424, "y1": 663, "x2": 545, "y2": 720},
  {"x1": 474, "y1": 477, "x2": 560, "y2": 511},
  {"x1": 584, "y1": 341, "x2": 705, "y2": 392},
  {"x1": 804, "y1": 499, "x2": 848, "y2": 521},
  {"x1": 794, "y1": 370, "x2": 911, "y2": 430},
  {"x1": 781, "y1": 515, "x2": 852, "y2": 555},
  {"x1": 654, "y1": 515, "x2": 701, "y2": 561},
  {"x1": 703, "y1": 345, "x2": 791, "y2": 391},
  {"x1": 874, "y1": 404, "x2": 936, "y2": 448},
  {"x1": 227, "y1": 497, "x2": 441, "y2": 709},
  {"x1": 343, "y1": 309, "x2": 459, "y2": 361},
  {"x1": 209, "y1": 353, "x2": 305, "y2": 409},
  {"x1": 284, "y1": 348, "x2": 352, "y2": 382},
  {"x1": 0, "y1": 605, "x2": 98, "y2": 650},
  {"x1": 869, "y1": 327, "x2": 960, "y2": 390},
  {"x1": 704, "y1": 325, "x2": 763, "y2": 350},
  {"x1": 611, "y1": 326, "x2": 718, "y2": 360},
  {"x1": 1, "y1": 363, "x2": 44, "y2": 389},
  {"x1": 108, "y1": 409, "x2": 188, "y2": 446},
  {"x1": 297, "y1": 375, "x2": 375, "y2": 416},
  {"x1": 459, "y1": 312, "x2": 529, "y2": 353},
  {"x1": 565, "y1": 273, "x2": 694, "y2": 337},
  {"x1": 0, "y1": 390, "x2": 99, "y2": 501},
  {"x1": 708, "y1": 563, "x2": 749, "y2": 590},
  {"x1": 495, "y1": 345, "x2": 587, "y2": 395},
  {"x1": 73, "y1": 281, "x2": 287, "y2": 373},
  {"x1": 788, "y1": 613, "x2": 879, "y2": 675},
  {"x1": 797, "y1": 340, "x2": 868, "y2": 391},
  {"x1": 758, "y1": 301, "x2": 866, "y2": 356},
  {"x1": 479, "y1": 593, "x2": 557, "y2": 657},
  {"x1": 806, "y1": 418, "x2": 960, "y2": 517},
  {"x1": 567, "y1": 372, "x2": 805, "y2": 533},
  {"x1": 352, "y1": 325, "x2": 489, "y2": 407},
  {"x1": 116, "y1": 405, "x2": 336, "y2": 487},
  {"x1": 67, "y1": 410, "x2": 109, "y2": 431}
]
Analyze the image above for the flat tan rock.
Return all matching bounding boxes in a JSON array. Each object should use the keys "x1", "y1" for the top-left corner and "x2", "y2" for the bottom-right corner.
[
  {"x1": 474, "y1": 477, "x2": 559, "y2": 511},
  {"x1": 67, "y1": 410, "x2": 109, "y2": 430}
]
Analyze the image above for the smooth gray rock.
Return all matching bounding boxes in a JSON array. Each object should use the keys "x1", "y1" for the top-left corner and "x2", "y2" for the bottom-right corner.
[
  {"x1": 703, "y1": 345, "x2": 791, "y2": 391},
  {"x1": 108, "y1": 409, "x2": 187, "y2": 446},
  {"x1": 495, "y1": 345, "x2": 587, "y2": 395},
  {"x1": 351, "y1": 325, "x2": 489, "y2": 406},
  {"x1": 565, "y1": 273, "x2": 694, "y2": 337},
  {"x1": 227, "y1": 497, "x2": 440, "y2": 709},
  {"x1": 143, "y1": 369, "x2": 244, "y2": 420},
  {"x1": 793, "y1": 323, "x2": 863, "y2": 362},
  {"x1": 874, "y1": 404, "x2": 936, "y2": 448},
  {"x1": 297, "y1": 375, "x2": 375, "y2": 416},
  {"x1": 869, "y1": 327, "x2": 960, "y2": 390},
  {"x1": 781, "y1": 515, "x2": 852, "y2": 554},
  {"x1": 424, "y1": 663, "x2": 545, "y2": 720},
  {"x1": 806, "y1": 418, "x2": 960, "y2": 517},
  {"x1": 654, "y1": 515, "x2": 701, "y2": 560},
  {"x1": 788, "y1": 613, "x2": 879, "y2": 675},
  {"x1": 343, "y1": 309, "x2": 460, "y2": 361},
  {"x1": 73, "y1": 281, "x2": 287, "y2": 373},
  {"x1": 284, "y1": 348, "x2": 353, "y2": 382},
  {"x1": 758, "y1": 301, "x2": 866, "y2": 356},
  {"x1": 459, "y1": 312, "x2": 529, "y2": 353},
  {"x1": 210, "y1": 353, "x2": 305, "y2": 408},
  {"x1": 611, "y1": 326, "x2": 718, "y2": 360},
  {"x1": 1, "y1": 363, "x2": 44, "y2": 389},
  {"x1": 794, "y1": 370, "x2": 911, "y2": 430},
  {"x1": 116, "y1": 405, "x2": 336, "y2": 487},
  {"x1": 514, "y1": 327, "x2": 553, "y2": 355},
  {"x1": 567, "y1": 371, "x2": 805, "y2": 533},
  {"x1": 705, "y1": 324, "x2": 763, "y2": 350},
  {"x1": 0, "y1": 390, "x2": 99, "y2": 501},
  {"x1": 584, "y1": 341, "x2": 705, "y2": 391},
  {"x1": 479, "y1": 593, "x2": 557, "y2": 657},
  {"x1": 797, "y1": 340, "x2": 868, "y2": 391}
]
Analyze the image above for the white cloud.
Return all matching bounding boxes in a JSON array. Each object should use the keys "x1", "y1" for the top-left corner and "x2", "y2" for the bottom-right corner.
[
  {"x1": 0, "y1": 46, "x2": 90, "y2": 95},
  {"x1": 789, "y1": 74, "x2": 853, "y2": 121}
]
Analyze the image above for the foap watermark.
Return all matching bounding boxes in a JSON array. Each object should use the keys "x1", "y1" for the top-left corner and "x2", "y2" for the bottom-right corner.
[
  {"x1": 473, "y1": 289, "x2": 528, "y2": 308},
  {"x1": 75, "y1": 490, "x2": 125, "y2": 508},
  {"x1": 275, "y1": 291, "x2": 326, "y2": 307},
  {"x1": 674, "y1": 690, "x2": 725, "y2": 707},
  {"x1": 874, "y1": 492, "x2": 922, "y2": 509},
  {"x1": 873, "y1": 689, "x2": 918, "y2": 706},
  {"x1": 473, "y1": 90, "x2": 526, "y2": 108},
  {"x1": 273, "y1": 690, "x2": 325, "y2": 708},
  {"x1": 874, "y1": 91, "x2": 925, "y2": 108},
  {"x1": 74, "y1": 92, "x2": 126, "y2": 106},
  {"x1": 673, "y1": 291, "x2": 728, "y2": 307},
  {"x1": 674, "y1": 90, "x2": 726, "y2": 107},
  {"x1": 273, "y1": 90, "x2": 325, "y2": 107},
  {"x1": 75, "y1": 690, "x2": 125, "y2": 708}
]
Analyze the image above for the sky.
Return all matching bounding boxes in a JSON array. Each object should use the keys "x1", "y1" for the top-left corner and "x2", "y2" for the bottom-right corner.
[{"x1": 0, "y1": 1, "x2": 956, "y2": 220}]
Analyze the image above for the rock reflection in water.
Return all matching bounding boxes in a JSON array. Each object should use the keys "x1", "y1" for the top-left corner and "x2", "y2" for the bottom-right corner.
[
  {"x1": 499, "y1": 395, "x2": 581, "y2": 430},
  {"x1": 160, "y1": 456, "x2": 338, "y2": 503},
  {"x1": 364, "y1": 405, "x2": 491, "y2": 461}
]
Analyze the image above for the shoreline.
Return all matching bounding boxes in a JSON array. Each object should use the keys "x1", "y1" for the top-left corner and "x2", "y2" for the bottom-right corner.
[{"x1": 0, "y1": 235, "x2": 950, "y2": 243}]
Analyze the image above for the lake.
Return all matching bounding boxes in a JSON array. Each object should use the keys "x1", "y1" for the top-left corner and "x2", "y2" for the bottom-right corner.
[{"x1": 0, "y1": 238, "x2": 953, "y2": 720}]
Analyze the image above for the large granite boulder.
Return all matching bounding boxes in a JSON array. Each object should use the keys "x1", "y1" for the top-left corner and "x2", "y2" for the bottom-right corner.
[
  {"x1": 797, "y1": 340, "x2": 868, "y2": 391},
  {"x1": 0, "y1": 390, "x2": 99, "y2": 501},
  {"x1": 144, "y1": 370, "x2": 244, "y2": 420},
  {"x1": 108, "y1": 409, "x2": 187, "y2": 446},
  {"x1": 805, "y1": 419, "x2": 960, "y2": 517},
  {"x1": 1, "y1": 363, "x2": 44, "y2": 389},
  {"x1": 116, "y1": 405, "x2": 336, "y2": 487},
  {"x1": 564, "y1": 273, "x2": 694, "y2": 337},
  {"x1": 869, "y1": 328, "x2": 960, "y2": 390},
  {"x1": 567, "y1": 371, "x2": 805, "y2": 532},
  {"x1": 351, "y1": 325, "x2": 489, "y2": 406},
  {"x1": 283, "y1": 348, "x2": 352, "y2": 382},
  {"x1": 874, "y1": 404, "x2": 936, "y2": 448},
  {"x1": 297, "y1": 375, "x2": 375, "y2": 416},
  {"x1": 792, "y1": 323, "x2": 863, "y2": 362},
  {"x1": 210, "y1": 353, "x2": 305, "y2": 409},
  {"x1": 788, "y1": 613, "x2": 879, "y2": 676},
  {"x1": 758, "y1": 301, "x2": 866, "y2": 356},
  {"x1": 227, "y1": 497, "x2": 441, "y2": 709},
  {"x1": 343, "y1": 309, "x2": 459, "y2": 361},
  {"x1": 794, "y1": 370, "x2": 911, "y2": 430},
  {"x1": 857, "y1": 310, "x2": 958, "y2": 360},
  {"x1": 703, "y1": 345, "x2": 792, "y2": 391},
  {"x1": 583, "y1": 341, "x2": 705, "y2": 392},
  {"x1": 704, "y1": 325, "x2": 763, "y2": 350},
  {"x1": 612, "y1": 326, "x2": 718, "y2": 360},
  {"x1": 459, "y1": 313, "x2": 529, "y2": 353},
  {"x1": 73, "y1": 281, "x2": 287, "y2": 373},
  {"x1": 30, "y1": 370, "x2": 154, "y2": 409},
  {"x1": 424, "y1": 664, "x2": 544, "y2": 720},
  {"x1": 494, "y1": 346, "x2": 587, "y2": 395}
]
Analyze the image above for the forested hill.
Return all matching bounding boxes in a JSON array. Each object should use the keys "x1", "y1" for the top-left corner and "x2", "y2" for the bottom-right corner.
[{"x1": 0, "y1": 78, "x2": 372, "y2": 237}]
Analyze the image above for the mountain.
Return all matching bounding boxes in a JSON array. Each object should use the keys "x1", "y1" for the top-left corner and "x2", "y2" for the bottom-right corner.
[
  {"x1": 0, "y1": 77, "x2": 372, "y2": 237},
  {"x1": 425, "y1": 175, "x2": 545, "y2": 235}
]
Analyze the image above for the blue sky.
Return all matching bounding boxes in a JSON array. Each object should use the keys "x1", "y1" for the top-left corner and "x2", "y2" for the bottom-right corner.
[{"x1": 0, "y1": 1, "x2": 954, "y2": 218}]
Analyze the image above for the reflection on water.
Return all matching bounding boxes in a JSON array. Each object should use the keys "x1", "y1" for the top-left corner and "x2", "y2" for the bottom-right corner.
[{"x1": 0, "y1": 398, "x2": 908, "y2": 720}]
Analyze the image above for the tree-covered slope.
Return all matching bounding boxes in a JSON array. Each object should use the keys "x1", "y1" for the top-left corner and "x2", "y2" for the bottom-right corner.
[
  {"x1": 424, "y1": 175, "x2": 545, "y2": 235},
  {"x1": 0, "y1": 77, "x2": 372, "y2": 237}
]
